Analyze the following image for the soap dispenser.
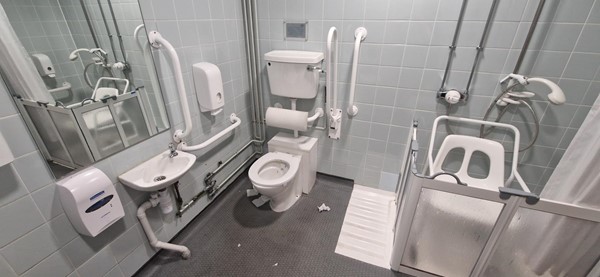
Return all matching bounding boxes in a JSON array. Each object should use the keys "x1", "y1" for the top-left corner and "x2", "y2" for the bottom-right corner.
[
  {"x1": 31, "y1": 53, "x2": 56, "y2": 78},
  {"x1": 192, "y1": 62, "x2": 224, "y2": 115}
]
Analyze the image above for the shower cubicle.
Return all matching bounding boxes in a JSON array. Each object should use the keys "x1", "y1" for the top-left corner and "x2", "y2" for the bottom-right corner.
[{"x1": 390, "y1": 116, "x2": 600, "y2": 277}]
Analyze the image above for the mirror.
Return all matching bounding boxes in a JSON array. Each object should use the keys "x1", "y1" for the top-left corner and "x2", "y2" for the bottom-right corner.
[{"x1": 0, "y1": 0, "x2": 169, "y2": 178}]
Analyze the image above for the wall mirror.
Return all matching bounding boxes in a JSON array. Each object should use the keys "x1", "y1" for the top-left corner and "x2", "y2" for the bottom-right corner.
[{"x1": 0, "y1": 0, "x2": 169, "y2": 179}]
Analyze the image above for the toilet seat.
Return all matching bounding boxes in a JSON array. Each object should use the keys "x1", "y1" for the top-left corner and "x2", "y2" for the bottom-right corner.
[{"x1": 249, "y1": 152, "x2": 300, "y2": 188}]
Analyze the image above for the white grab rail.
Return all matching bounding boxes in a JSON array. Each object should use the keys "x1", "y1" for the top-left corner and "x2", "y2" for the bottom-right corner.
[
  {"x1": 134, "y1": 24, "x2": 169, "y2": 129},
  {"x1": 326, "y1": 27, "x2": 339, "y2": 116},
  {"x1": 347, "y1": 27, "x2": 367, "y2": 117},
  {"x1": 178, "y1": 114, "x2": 241, "y2": 151},
  {"x1": 327, "y1": 27, "x2": 342, "y2": 139},
  {"x1": 148, "y1": 30, "x2": 240, "y2": 150},
  {"x1": 148, "y1": 31, "x2": 193, "y2": 142}
]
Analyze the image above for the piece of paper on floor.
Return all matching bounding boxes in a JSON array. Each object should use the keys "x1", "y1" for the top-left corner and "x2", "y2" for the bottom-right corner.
[
  {"x1": 272, "y1": 263, "x2": 278, "y2": 267},
  {"x1": 318, "y1": 203, "x2": 331, "y2": 212},
  {"x1": 246, "y1": 188, "x2": 259, "y2": 197}
]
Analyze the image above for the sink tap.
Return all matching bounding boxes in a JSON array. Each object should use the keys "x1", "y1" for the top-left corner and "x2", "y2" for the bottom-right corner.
[{"x1": 168, "y1": 143, "x2": 178, "y2": 158}]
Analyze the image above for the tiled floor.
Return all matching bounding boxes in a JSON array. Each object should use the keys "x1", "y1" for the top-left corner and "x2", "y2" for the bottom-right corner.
[{"x1": 135, "y1": 172, "x2": 409, "y2": 276}]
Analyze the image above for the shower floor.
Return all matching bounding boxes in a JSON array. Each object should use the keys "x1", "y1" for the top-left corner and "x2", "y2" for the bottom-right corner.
[{"x1": 135, "y1": 172, "x2": 409, "y2": 277}]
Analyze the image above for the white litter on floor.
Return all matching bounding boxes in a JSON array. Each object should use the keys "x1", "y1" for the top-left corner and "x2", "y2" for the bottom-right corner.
[
  {"x1": 335, "y1": 184, "x2": 396, "y2": 269},
  {"x1": 272, "y1": 263, "x2": 278, "y2": 267},
  {"x1": 317, "y1": 203, "x2": 331, "y2": 212}
]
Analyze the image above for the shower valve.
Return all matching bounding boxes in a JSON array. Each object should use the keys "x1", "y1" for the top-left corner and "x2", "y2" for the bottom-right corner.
[{"x1": 438, "y1": 89, "x2": 468, "y2": 104}]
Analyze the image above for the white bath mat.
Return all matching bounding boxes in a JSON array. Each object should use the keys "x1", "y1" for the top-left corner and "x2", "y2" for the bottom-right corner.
[{"x1": 335, "y1": 184, "x2": 396, "y2": 268}]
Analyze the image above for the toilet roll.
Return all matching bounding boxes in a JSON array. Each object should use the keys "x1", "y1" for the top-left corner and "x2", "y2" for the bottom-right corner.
[{"x1": 265, "y1": 107, "x2": 308, "y2": 131}]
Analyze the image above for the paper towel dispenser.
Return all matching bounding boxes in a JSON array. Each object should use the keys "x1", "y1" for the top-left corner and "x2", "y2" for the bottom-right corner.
[
  {"x1": 57, "y1": 167, "x2": 124, "y2": 237},
  {"x1": 193, "y1": 62, "x2": 224, "y2": 115}
]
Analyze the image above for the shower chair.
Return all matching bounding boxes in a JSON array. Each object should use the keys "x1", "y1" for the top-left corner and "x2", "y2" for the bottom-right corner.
[{"x1": 390, "y1": 116, "x2": 600, "y2": 277}]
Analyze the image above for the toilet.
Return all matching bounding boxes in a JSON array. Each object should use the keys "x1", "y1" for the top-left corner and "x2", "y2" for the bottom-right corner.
[{"x1": 248, "y1": 50, "x2": 322, "y2": 212}]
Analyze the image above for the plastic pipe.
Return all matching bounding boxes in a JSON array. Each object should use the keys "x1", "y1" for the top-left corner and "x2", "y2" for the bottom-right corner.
[
  {"x1": 137, "y1": 199, "x2": 191, "y2": 259},
  {"x1": 178, "y1": 114, "x2": 241, "y2": 151},
  {"x1": 147, "y1": 31, "x2": 193, "y2": 142},
  {"x1": 348, "y1": 27, "x2": 367, "y2": 116}
]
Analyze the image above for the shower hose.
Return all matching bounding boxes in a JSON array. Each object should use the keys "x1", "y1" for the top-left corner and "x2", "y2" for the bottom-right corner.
[{"x1": 446, "y1": 92, "x2": 540, "y2": 153}]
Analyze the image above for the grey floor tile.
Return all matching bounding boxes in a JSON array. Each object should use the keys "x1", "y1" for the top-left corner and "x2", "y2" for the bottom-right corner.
[{"x1": 135, "y1": 173, "x2": 409, "y2": 277}]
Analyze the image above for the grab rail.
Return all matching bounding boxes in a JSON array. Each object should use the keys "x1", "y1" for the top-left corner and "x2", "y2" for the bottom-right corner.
[
  {"x1": 347, "y1": 27, "x2": 367, "y2": 116},
  {"x1": 148, "y1": 30, "x2": 193, "y2": 143},
  {"x1": 178, "y1": 113, "x2": 241, "y2": 152}
]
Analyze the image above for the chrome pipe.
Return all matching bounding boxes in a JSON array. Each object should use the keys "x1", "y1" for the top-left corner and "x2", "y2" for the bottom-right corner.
[
  {"x1": 465, "y1": 0, "x2": 500, "y2": 93},
  {"x1": 78, "y1": 0, "x2": 100, "y2": 48},
  {"x1": 241, "y1": 0, "x2": 259, "y2": 140},
  {"x1": 205, "y1": 140, "x2": 257, "y2": 181},
  {"x1": 106, "y1": 0, "x2": 128, "y2": 63},
  {"x1": 513, "y1": 0, "x2": 547, "y2": 74},
  {"x1": 251, "y1": 0, "x2": 266, "y2": 144},
  {"x1": 95, "y1": 0, "x2": 119, "y2": 61},
  {"x1": 439, "y1": 0, "x2": 469, "y2": 92},
  {"x1": 177, "y1": 152, "x2": 258, "y2": 216}
]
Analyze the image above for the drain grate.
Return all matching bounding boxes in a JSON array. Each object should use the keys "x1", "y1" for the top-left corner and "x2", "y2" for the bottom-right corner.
[{"x1": 154, "y1": 176, "x2": 166, "y2": 182}]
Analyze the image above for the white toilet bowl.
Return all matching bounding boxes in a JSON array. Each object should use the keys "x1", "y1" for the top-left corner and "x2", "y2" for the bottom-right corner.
[{"x1": 248, "y1": 152, "x2": 301, "y2": 212}]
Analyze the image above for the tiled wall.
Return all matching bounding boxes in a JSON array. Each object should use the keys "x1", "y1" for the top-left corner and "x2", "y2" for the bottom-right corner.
[
  {"x1": 0, "y1": 0, "x2": 89, "y2": 102},
  {"x1": 0, "y1": 0, "x2": 254, "y2": 276},
  {"x1": 256, "y1": 0, "x2": 600, "y2": 193}
]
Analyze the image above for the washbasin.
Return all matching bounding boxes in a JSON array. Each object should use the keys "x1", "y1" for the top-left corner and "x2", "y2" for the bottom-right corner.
[{"x1": 118, "y1": 150, "x2": 196, "y2": 191}]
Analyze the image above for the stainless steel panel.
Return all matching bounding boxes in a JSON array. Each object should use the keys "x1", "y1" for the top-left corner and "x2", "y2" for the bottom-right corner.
[{"x1": 401, "y1": 188, "x2": 504, "y2": 277}]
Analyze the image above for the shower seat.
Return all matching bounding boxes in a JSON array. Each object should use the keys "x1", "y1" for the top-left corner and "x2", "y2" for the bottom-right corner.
[
  {"x1": 431, "y1": 134, "x2": 505, "y2": 190},
  {"x1": 420, "y1": 116, "x2": 528, "y2": 226}
]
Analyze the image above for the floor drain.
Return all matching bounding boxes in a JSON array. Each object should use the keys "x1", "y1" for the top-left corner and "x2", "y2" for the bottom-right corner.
[{"x1": 154, "y1": 176, "x2": 166, "y2": 182}]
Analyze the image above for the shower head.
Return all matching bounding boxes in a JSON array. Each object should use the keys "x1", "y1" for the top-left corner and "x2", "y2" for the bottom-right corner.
[
  {"x1": 68, "y1": 48, "x2": 91, "y2": 61},
  {"x1": 526, "y1": 77, "x2": 566, "y2": 105}
]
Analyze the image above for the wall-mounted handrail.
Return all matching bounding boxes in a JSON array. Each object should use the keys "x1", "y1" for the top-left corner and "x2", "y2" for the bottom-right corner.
[
  {"x1": 148, "y1": 31, "x2": 193, "y2": 142},
  {"x1": 326, "y1": 27, "x2": 339, "y2": 116},
  {"x1": 148, "y1": 30, "x2": 241, "y2": 151},
  {"x1": 348, "y1": 27, "x2": 367, "y2": 117},
  {"x1": 133, "y1": 24, "x2": 169, "y2": 129},
  {"x1": 178, "y1": 114, "x2": 241, "y2": 151}
]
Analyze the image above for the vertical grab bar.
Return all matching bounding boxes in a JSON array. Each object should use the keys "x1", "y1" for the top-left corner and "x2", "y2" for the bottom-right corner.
[
  {"x1": 326, "y1": 27, "x2": 342, "y2": 139},
  {"x1": 147, "y1": 31, "x2": 193, "y2": 142},
  {"x1": 347, "y1": 27, "x2": 367, "y2": 117}
]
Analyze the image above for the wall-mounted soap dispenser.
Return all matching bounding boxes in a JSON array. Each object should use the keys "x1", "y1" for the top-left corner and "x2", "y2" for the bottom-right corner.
[
  {"x1": 57, "y1": 167, "x2": 124, "y2": 237},
  {"x1": 31, "y1": 53, "x2": 56, "y2": 78},
  {"x1": 0, "y1": 133, "x2": 14, "y2": 167},
  {"x1": 193, "y1": 62, "x2": 224, "y2": 115}
]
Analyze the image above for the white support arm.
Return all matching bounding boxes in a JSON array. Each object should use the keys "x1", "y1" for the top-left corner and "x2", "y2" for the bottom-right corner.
[
  {"x1": 148, "y1": 31, "x2": 193, "y2": 143},
  {"x1": 178, "y1": 114, "x2": 241, "y2": 152},
  {"x1": 307, "y1": 108, "x2": 324, "y2": 123}
]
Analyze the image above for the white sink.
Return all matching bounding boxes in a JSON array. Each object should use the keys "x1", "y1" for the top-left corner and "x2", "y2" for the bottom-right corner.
[{"x1": 118, "y1": 150, "x2": 196, "y2": 192}]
